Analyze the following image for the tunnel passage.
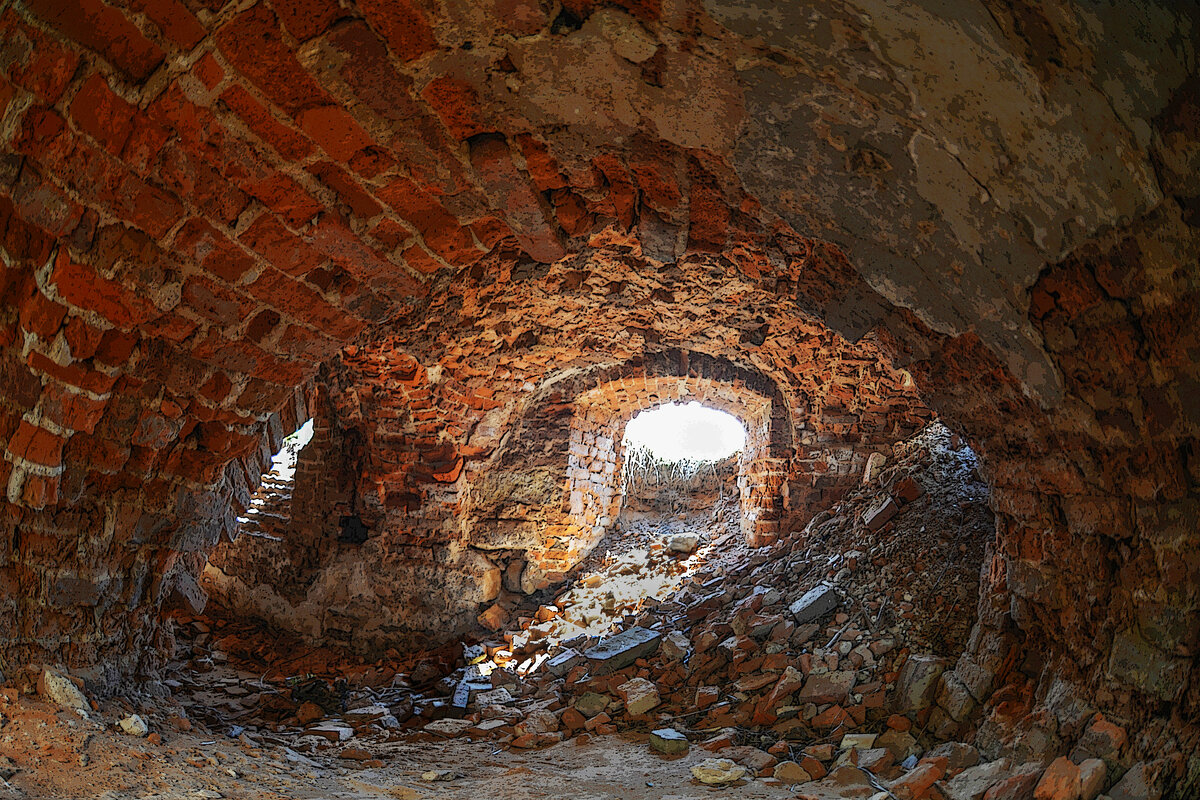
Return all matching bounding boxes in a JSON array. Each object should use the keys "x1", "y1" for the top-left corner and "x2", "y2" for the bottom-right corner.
[
  {"x1": 0, "y1": 0, "x2": 1196, "y2": 783},
  {"x1": 200, "y1": 342, "x2": 930, "y2": 653}
]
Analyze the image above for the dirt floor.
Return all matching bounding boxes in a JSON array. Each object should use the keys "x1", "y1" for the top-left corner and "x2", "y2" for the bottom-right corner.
[
  {"x1": 3, "y1": 423, "x2": 997, "y2": 800},
  {"x1": 0, "y1": 698, "x2": 797, "y2": 800}
]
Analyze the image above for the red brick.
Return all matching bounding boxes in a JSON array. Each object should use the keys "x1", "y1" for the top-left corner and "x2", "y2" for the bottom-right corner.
[
  {"x1": 126, "y1": 0, "x2": 206, "y2": 49},
  {"x1": 376, "y1": 177, "x2": 481, "y2": 264},
  {"x1": 686, "y1": 166, "x2": 729, "y2": 251},
  {"x1": 274, "y1": 0, "x2": 344, "y2": 41},
  {"x1": 421, "y1": 76, "x2": 490, "y2": 139},
  {"x1": 296, "y1": 105, "x2": 375, "y2": 162},
  {"x1": 592, "y1": 154, "x2": 637, "y2": 230},
  {"x1": 17, "y1": 291, "x2": 68, "y2": 339},
  {"x1": 348, "y1": 147, "x2": 396, "y2": 179},
  {"x1": 241, "y1": 172, "x2": 322, "y2": 228},
  {"x1": 0, "y1": 8, "x2": 81, "y2": 103},
  {"x1": 238, "y1": 213, "x2": 324, "y2": 277},
  {"x1": 48, "y1": 250, "x2": 161, "y2": 329},
  {"x1": 357, "y1": 0, "x2": 438, "y2": 62},
  {"x1": 6, "y1": 420, "x2": 65, "y2": 467},
  {"x1": 11, "y1": 106, "x2": 75, "y2": 169},
  {"x1": 309, "y1": 216, "x2": 415, "y2": 289},
  {"x1": 517, "y1": 134, "x2": 567, "y2": 191},
  {"x1": 29, "y1": 0, "x2": 165, "y2": 81},
  {"x1": 62, "y1": 317, "x2": 105, "y2": 361},
  {"x1": 309, "y1": 161, "x2": 383, "y2": 218},
  {"x1": 219, "y1": 85, "x2": 314, "y2": 161},
  {"x1": 198, "y1": 371, "x2": 234, "y2": 404},
  {"x1": 469, "y1": 136, "x2": 564, "y2": 263},
  {"x1": 21, "y1": 473, "x2": 60, "y2": 509},
  {"x1": 629, "y1": 139, "x2": 683, "y2": 210},
  {"x1": 193, "y1": 52, "x2": 225, "y2": 91},
  {"x1": 39, "y1": 383, "x2": 109, "y2": 434},
  {"x1": 244, "y1": 266, "x2": 365, "y2": 340},
  {"x1": 471, "y1": 216, "x2": 512, "y2": 251},
  {"x1": 121, "y1": 113, "x2": 172, "y2": 177},
  {"x1": 401, "y1": 243, "x2": 444, "y2": 275},
  {"x1": 173, "y1": 218, "x2": 256, "y2": 284},
  {"x1": 95, "y1": 329, "x2": 138, "y2": 366},
  {"x1": 180, "y1": 275, "x2": 252, "y2": 326},
  {"x1": 891, "y1": 760, "x2": 946, "y2": 800},
  {"x1": 159, "y1": 141, "x2": 251, "y2": 225},
  {"x1": 141, "y1": 311, "x2": 198, "y2": 344},
  {"x1": 371, "y1": 217, "x2": 410, "y2": 250},
  {"x1": 69, "y1": 74, "x2": 136, "y2": 157},
  {"x1": 215, "y1": 5, "x2": 331, "y2": 114}
]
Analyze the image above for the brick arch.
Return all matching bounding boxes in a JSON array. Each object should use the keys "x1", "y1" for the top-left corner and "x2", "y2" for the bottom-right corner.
[{"x1": 466, "y1": 346, "x2": 913, "y2": 591}]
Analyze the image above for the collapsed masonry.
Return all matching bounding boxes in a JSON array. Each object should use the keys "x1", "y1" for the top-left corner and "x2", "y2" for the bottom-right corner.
[{"x1": 0, "y1": 0, "x2": 1197, "y2": 794}]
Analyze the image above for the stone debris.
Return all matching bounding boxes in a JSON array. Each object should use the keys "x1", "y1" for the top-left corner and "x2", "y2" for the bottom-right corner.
[
  {"x1": 789, "y1": 583, "x2": 840, "y2": 624},
  {"x1": 649, "y1": 728, "x2": 689, "y2": 754},
  {"x1": 690, "y1": 757, "x2": 746, "y2": 784},
  {"x1": 666, "y1": 533, "x2": 700, "y2": 554},
  {"x1": 64, "y1": 424, "x2": 1168, "y2": 800},
  {"x1": 119, "y1": 714, "x2": 149, "y2": 737},
  {"x1": 774, "y1": 760, "x2": 812, "y2": 783},
  {"x1": 420, "y1": 769, "x2": 458, "y2": 781},
  {"x1": 863, "y1": 497, "x2": 899, "y2": 532},
  {"x1": 583, "y1": 626, "x2": 661, "y2": 674},
  {"x1": 38, "y1": 668, "x2": 90, "y2": 716},
  {"x1": 616, "y1": 677, "x2": 660, "y2": 716}
]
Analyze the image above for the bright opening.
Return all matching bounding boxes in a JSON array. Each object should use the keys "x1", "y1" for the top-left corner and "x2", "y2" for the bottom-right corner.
[
  {"x1": 623, "y1": 402, "x2": 746, "y2": 461},
  {"x1": 272, "y1": 418, "x2": 314, "y2": 480}
]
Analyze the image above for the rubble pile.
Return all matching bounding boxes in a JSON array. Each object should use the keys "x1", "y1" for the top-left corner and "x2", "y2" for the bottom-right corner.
[{"x1": 121, "y1": 424, "x2": 1169, "y2": 798}]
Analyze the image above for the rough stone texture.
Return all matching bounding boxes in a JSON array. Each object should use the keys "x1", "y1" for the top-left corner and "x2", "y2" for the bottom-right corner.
[
  {"x1": 0, "y1": 0, "x2": 1195, "y2": 774},
  {"x1": 585, "y1": 626, "x2": 661, "y2": 674},
  {"x1": 894, "y1": 654, "x2": 949, "y2": 714},
  {"x1": 789, "y1": 583, "x2": 840, "y2": 625}
]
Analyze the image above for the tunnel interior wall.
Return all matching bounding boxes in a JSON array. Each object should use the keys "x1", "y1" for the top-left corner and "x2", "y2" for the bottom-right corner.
[{"x1": 0, "y1": 0, "x2": 1193, "y2": 769}]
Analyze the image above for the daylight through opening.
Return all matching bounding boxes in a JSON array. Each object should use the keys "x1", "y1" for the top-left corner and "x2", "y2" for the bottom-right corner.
[{"x1": 622, "y1": 401, "x2": 747, "y2": 462}]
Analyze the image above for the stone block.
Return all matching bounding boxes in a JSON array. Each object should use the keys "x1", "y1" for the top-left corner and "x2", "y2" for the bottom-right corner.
[
  {"x1": 616, "y1": 677, "x2": 660, "y2": 716},
  {"x1": 1107, "y1": 762, "x2": 1161, "y2": 800},
  {"x1": 38, "y1": 668, "x2": 88, "y2": 714},
  {"x1": 1034, "y1": 756, "x2": 1080, "y2": 800},
  {"x1": 574, "y1": 692, "x2": 610, "y2": 718},
  {"x1": 649, "y1": 728, "x2": 689, "y2": 754},
  {"x1": 545, "y1": 648, "x2": 584, "y2": 677},
  {"x1": 798, "y1": 670, "x2": 856, "y2": 704},
  {"x1": 943, "y1": 757, "x2": 1012, "y2": 800},
  {"x1": 936, "y1": 671, "x2": 979, "y2": 722},
  {"x1": 789, "y1": 583, "x2": 839, "y2": 624},
  {"x1": 584, "y1": 626, "x2": 660, "y2": 674}
]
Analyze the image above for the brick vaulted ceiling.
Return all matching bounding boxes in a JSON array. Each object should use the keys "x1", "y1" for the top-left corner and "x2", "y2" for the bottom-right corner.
[{"x1": 0, "y1": 0, "x2": 1198, "y2": 736}]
